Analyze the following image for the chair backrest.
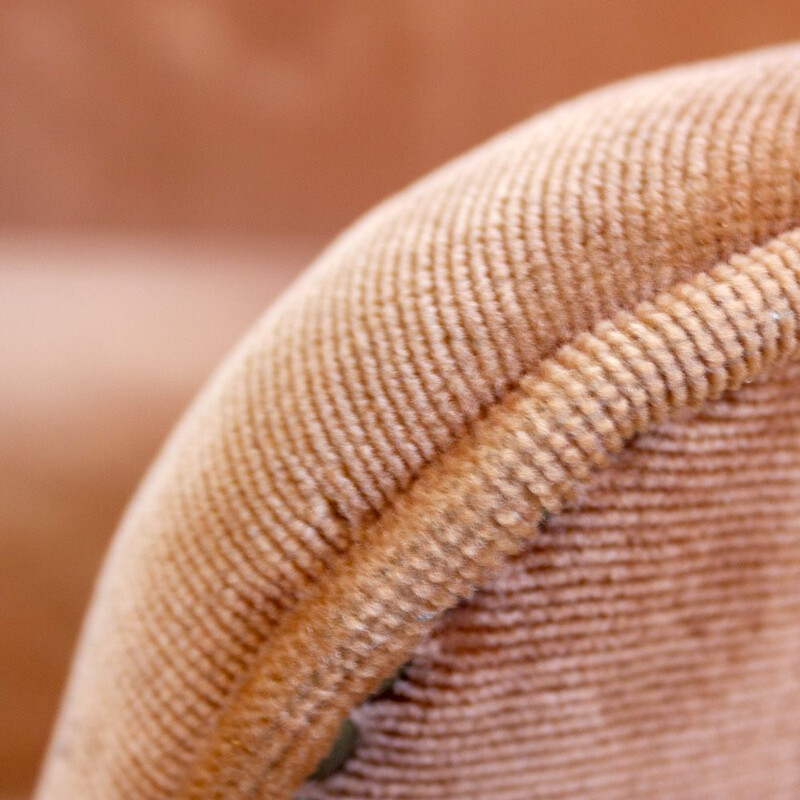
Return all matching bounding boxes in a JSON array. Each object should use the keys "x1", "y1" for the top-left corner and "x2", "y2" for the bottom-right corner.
[{"x1": 37, "y1": 43, "x2": 800, "y2": 800}]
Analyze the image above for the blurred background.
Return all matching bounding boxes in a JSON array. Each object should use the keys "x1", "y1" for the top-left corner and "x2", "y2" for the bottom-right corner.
[{"x1": 2, "y1": 2, "x2": 800, "y2": 797}]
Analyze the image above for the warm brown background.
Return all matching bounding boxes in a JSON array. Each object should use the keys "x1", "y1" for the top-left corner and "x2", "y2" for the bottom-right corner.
[{"x1": 2, "y1": 2, "x2": 800, "y2": 797}]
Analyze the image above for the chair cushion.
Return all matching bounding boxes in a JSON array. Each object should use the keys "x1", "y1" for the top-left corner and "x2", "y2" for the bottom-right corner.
[{"x1": 37, "y1": 43, "x2": 800, "y2": 799}]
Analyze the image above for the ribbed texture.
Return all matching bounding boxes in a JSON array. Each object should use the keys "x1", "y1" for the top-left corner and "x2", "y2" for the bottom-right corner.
[
  {"x1": 307, "y1": 361, "x2": 800, "y2": 800},
  {"x1": 189, "y1": 231, "x2": 800, "y2": 799},
  {"x1": 35, "y1": 45, "x2": 800, "y2": 800}
]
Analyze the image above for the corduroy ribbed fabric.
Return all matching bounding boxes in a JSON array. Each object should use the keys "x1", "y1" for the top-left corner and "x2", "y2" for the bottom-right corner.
[
  {"x1": 303, "y1": 361, "x2": 800, "y2": 799},
  {"x1": 37, "y1": 44, "x2": 800, "y2": 800}
]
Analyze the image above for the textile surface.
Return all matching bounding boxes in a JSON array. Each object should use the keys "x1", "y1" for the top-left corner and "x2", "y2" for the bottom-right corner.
[
  {"x1": 305, "y1": 362, "x2": 800, "y2": 799},
  {"x1": 37, "y1": 44, "x2": 800, "y2": 799}
]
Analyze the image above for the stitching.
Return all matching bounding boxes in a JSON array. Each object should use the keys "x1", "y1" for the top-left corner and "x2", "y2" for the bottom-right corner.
[{"x1": 181, "y1": 229, "x2": 800, "y2": 799}]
